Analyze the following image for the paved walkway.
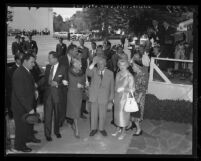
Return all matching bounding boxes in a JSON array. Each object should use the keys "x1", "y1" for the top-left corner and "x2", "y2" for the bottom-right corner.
[{"x1": 6, "y1": 106, "x2": 192, "y2": 155}]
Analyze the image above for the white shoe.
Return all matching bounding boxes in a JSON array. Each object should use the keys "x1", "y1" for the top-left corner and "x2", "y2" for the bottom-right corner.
[
  {"x1": 111, "y1": 129, "x2": 121, "y2": 136},
  {"x1": 118, "y1": 133, "x2": 126, "y2": 140}
]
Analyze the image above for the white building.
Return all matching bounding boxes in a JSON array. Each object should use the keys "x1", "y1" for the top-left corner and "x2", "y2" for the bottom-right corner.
[{"x1": 8, "y1": 7, "x2": 53, "y2": 34}]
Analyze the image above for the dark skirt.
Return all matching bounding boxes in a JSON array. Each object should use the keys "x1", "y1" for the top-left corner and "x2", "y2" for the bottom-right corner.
[{"x1": 130, "y1": 103, "x2": 141, "y2": 118}]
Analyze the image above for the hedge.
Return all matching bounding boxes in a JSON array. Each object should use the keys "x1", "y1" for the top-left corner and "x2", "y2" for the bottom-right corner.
[{"x1": 144, "y1": 94, "x2": 192, "y2": 124}]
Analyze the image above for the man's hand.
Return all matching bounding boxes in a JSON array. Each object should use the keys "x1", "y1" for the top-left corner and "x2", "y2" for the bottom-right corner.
[
  {"x1": 35, "y1": 90, "x2": 39, "y2": 99},
  {"x1": 34, "y1": 83, "x2": 38, "y2": 89},
  {"x1": 29, "y1": 109, "x2": 35, "y2": 114},
  {"x1": 51, "y1": 81, "x2": 58, "y2": 88},
  {"x1": 85, "y1": 81, "x2": 89, "y2": 87},
  {"x1": 62, "y1": 80, "x2": 68, "y2": 86},
  {"x1": 77, "y1": 83, "x2": 84, "y2": 89}
]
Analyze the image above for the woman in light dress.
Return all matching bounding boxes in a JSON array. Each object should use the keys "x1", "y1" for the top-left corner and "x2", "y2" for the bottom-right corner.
[{"x1": 112, "y1": 59, "x2": 135, "y2": 140}]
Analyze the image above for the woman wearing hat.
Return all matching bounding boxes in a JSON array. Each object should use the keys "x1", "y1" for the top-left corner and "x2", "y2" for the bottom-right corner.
[
  {"x1": 66, "y1": 58, "x2": 86, "y2": 138},
  {"x1": 112, "y1": 59, "x2": 135, "y2": 140}
]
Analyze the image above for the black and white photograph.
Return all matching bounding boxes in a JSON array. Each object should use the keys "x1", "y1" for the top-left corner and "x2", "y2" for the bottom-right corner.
[{"x1": 5, "y1": 5, "x2": 197, "y2": 155}]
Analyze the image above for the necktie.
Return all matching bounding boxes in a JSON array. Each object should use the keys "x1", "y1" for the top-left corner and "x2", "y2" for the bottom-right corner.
[
  {"x1": 48, "y1": 65, "x2": 54, "y2": 85},
  {"x1": 100, "y1": 71, "x2": 103, "y2": 80}
]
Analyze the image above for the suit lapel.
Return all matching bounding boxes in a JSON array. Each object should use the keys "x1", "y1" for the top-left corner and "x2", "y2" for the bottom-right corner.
[{"x1": 21, "y1": 66, "x2": 34, "y2": 84}]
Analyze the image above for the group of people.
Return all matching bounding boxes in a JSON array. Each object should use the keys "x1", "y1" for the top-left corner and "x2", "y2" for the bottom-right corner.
[
  {"x1": 6, "y1": 34, "x2": 151, "y2": 152},
  {"x1": 127, "y1": 19, "x2": 193, "y2": 80}
]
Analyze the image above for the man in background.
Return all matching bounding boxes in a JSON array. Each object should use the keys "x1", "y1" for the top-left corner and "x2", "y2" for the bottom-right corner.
[
  {"x1": 56, "y1": 37, "x2": 67, "y2": 58},
  {"x1": 24, "y1": 34, "x2": 38, "y2": 55},
  {"x1": 12, "y1": 35, "x2": 23, "y2": 56}
]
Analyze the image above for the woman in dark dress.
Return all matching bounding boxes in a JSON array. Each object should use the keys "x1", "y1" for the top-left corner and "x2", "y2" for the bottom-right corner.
[
  {"x1": 66, "y1": 58, "x2": 85, "y2": 138},
  {"x1": 126, "y1": 52, "x2": 149, "y2": 136}
]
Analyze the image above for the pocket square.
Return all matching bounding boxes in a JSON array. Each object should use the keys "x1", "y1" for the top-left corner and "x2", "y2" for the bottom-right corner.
[{"x1": 58, "y1": 75, "x2": 63, "y2": 77}]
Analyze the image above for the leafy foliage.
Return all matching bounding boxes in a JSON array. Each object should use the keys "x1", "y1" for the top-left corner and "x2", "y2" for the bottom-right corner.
[{"x1": 144, "y1": 94, "x2": 192, "y2": 124}]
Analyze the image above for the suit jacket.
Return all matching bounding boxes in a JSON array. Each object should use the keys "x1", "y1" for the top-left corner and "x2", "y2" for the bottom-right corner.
[
  {"x1": 24, "y1": 40, "x2": 38, "y2": 54},
  {"x1": 89, "y1": 49, "x2": 96, "y2": 64},
  {"x1": 78, "y1": 46, "x2": 89, "y2": 60},
  {"x1": 8, "y1": 64, "x2": 19, "y2": 80},
  {"x1": 86, "y1": 67, "x2": 114, "y2": 104},
  {"x1": 11, "y1": 66, "x2": 35, "y2": 114},
  {"x1": 11, "y1": 42, "x2": 23, "y2": 55},
  {"x1": 58, "y1": 54, "x2": 71, "y2": 80},
  {"x1": 43, "y1": 63, "x2": 68, "y2": 103},
  {"x1": 56, "y1": 43, "x2": 67, "y2": 57},
  {"x1": 30, "y1": 62, "x2": 43, "y2": 83}
]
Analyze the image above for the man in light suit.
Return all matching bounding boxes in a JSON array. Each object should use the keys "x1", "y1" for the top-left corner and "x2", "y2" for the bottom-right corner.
[
  {"x1": 86, "y1": 56, "x2": 114, "y2": 137},
  {"x1": 43, "y1": 51, "x2": 68, "y2": 141}
]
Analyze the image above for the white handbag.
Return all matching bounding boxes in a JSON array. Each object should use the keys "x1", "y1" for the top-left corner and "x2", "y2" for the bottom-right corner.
[{"x1": 124, "y1": 92, "x2": 139, "y2": 112}]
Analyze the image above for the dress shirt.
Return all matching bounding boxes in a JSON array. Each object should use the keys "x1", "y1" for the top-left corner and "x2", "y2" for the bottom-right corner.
[
  {"x1": 16, "y1": 63, "x2": 20, "y2": 68},
  {"x1": 52, "y1": 62, "x2": 59, "y2": 80},
  {"x1": 23, "y1": 65, "x2": 30, "y2": 73},
  {"x1": 67, "y1": 55, "x2": 72, "y2": 66}
]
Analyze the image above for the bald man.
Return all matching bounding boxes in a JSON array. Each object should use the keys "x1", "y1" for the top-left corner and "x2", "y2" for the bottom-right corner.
[{"x1": 86, "y1": 56, "x2": 114, "y2": 137}]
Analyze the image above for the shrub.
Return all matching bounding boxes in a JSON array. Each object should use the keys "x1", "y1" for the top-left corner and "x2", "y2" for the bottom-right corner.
[{"x1": 144, "y1": 94, "x2": 192, "y2": 124}]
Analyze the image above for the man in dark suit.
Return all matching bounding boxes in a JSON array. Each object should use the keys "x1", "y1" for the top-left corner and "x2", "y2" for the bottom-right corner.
[
  {"x1": 43, "y1": 51, "x2": 68, "y2": 141},
  {"x1": 88, "y1": 41, "x2": 97, "y2": 66},
  {"x1": 11, "y1": 53, "x2": 41, "y2": 152},
  {"x1": 8, "y1": 53, "x2": 24, "y2": 119},
  {"x1": 58, "y1": 44, "x2": 75, "y2": 126},
  {"x1": 11, "y1": 35, "x2": 23, "y2": 56},
  {"x1": 78, "y1": 38, "x2": 90, "y2": 119},
  {"x1": 160, "y1": 21, "x2": 176, "y2": 76},
  {"x1": 56, "y1": 37, "x2": 67, "y2": 58},
  {"x1": 78, "y1": 37, "x2": 89, "y2": 62},
  {"x1": 103, "y1": 41, "x2": 115, "y2": 72},
  {"x1": 24, "y1": 34, "x2": 38, "y2": 55},
  {"x1": 20, "y1": 35, "x2": 26, "y2": 54}
]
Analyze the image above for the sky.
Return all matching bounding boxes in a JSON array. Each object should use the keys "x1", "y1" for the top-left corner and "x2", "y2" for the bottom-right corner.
[{"x1": 53, "y1": 8, "x2": 83, "y2": 20}]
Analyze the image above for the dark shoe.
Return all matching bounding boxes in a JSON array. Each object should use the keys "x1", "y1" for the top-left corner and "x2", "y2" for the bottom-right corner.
[
  {"x1": 33, "y1": 130, "x2": 38, "y2": 134},
  {"x1": 26, "y1": 137, "x2": 41, "y2": 143},
  {"x1": 38, "y1": 118, "x2": 42, "y2": 123},
  {"x1": 126, "y1": 122, "x2": 136, "y2": 131},
  {"x1": 89, "y1": 130, "x2": 98, "y2": 136},
  {"x1": 133, "y1": 130, "x2": 143, "y2": 136},
  {"x1": 80, "y1": 115, "x2": 87, "y2": 119},
  {"x1": 111, "y1": 120, "x2": 114, "y2": 125},
  {"x1": 83, "y1": 110, "x2": 89, "y2": 114},
  {"x1": 56, "y1": 133, "x2": 62, "y2": 138},
  {"x1": 100, "y1": 130, "x2": 108, "y2": 136},
  {"x1": 59, "y1": 122, "x2": 63, "y2": 127},
  {"x1": 15, "y1": 146, "x2": 32, "y2": 152},
  {"x1": 66, "y1": 118, "x2": 74, "y2": 125},
  {"x1": 46, "y1": 136, "x2": 52, "y2": 141}
]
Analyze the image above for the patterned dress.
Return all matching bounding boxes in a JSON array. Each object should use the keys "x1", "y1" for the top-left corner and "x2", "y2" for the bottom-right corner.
[
  {"x1": 114, "y1": 71, "x2": 135, "y2": 127},
  {"x1": 131, "y1": 66, "x2": 149, "y2": 121}
]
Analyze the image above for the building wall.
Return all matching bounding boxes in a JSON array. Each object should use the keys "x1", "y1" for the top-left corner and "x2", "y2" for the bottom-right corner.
[{"x1": 8, "y1": 7, "x2": 53, "y2": 34}]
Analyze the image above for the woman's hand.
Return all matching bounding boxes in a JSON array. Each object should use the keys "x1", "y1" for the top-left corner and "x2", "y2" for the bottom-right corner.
[{"x1": 117, "y1": 87, "x2": 124, "y2": 93}]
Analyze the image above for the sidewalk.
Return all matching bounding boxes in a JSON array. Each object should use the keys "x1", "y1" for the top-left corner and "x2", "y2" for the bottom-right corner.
[{"x1": 6, "y1": 106, "x2": 192, "y2": 154}]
